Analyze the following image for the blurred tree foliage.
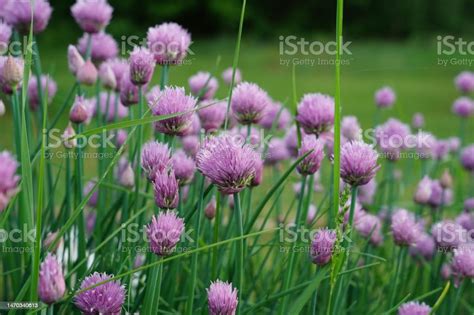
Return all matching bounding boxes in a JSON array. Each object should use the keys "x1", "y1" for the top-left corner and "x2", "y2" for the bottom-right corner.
[{"x1": 50, "y1": 0, "x2": 473, "y2": 39}]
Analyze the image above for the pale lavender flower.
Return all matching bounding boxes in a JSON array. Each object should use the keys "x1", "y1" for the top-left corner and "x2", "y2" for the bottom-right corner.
[
  {"x1": 296, "y1": 93, "x2": 334, "y2": 136},
  {"x1": 231, "y1": 82, "x2": 270, "y2": 125},
  {"x1": 456, "y1": 212, "x2": 474, "y2": 231},
  {"x1": 189, "y1": 71, "x2": 218, "y2": 100},
  {"x1": 375, "y1": 86, "x2": 396, "y2": 108},
  {"x1": 398, "y1": 301, "x2": 431, "y2": 315},
  {"x1": 141, "y1": 141, "x2": 171, "y2": 181},
  {"x1": 62, "y1": 123, "x2": 77, "y2": 149},
  {"x1": 147, "y1": 210, "x2": 185, "y2": 256},
  {"x1": 452, "y1": 243, "x2": 474, "y2": 278},
  {"x1": 433, "y1": 139, "x2": 451, "y2": 161},
  {"x1": 355, "y1": 213, "x2": 383, "y2": 246},
  {"x1": 259, "y1": 101, "x2": 291, "y2": 130},
  {"x1": 119, "y1": 73, "x2": 142, "y2": 106},
  {"x1": 266, "y1": 138, "x2": 290, "y2": 165},
  {"x1": 207, "y1": 280, "x2": 238, "y2": 315},
  {"x1": 196, "y1": 134, "x2": 262, "y2": 194},
  {"x1": 71, "y1": 0, "x2": 113, "y2": 33},
  {"x1": 455, "y1": 71, "x2": 474, "y2": 93},
  {"x1": 465, "y1": 198, "x2": 474, "y2": 212},
  {"x1": 375, "y1": 118, "x2": 411, "y2": 161},
  {"x1": 0, "y1": 21, "x2": 12, "y2": 48},
  {"x1": 414, "y1": 131, "x2": 436, "y2": 159},
  {"x1": 28, "y1": 74, "x2": 57, "y2": 111},
  {"x1": 222, "y1": 67, "x2": 242, "y2": 85},
  {"x1": 98, "y1": 63, "x2": 116, "y2": 90},
  {"x1": 358, "y1": 178, "x2": 377, "y2": 205},
  {"x1": 74, "y1": 272, "x2": 125, "y2": 314},
  {"x1": 38, "y1": 254, "x2": 65, "y2": 304},
  {"x1": 172, "y1": 149, "x2": 195, "y2": 185},
  {"x1": 182, "y1": 135, "x2": 200, "y2": 158},
  {"x1": 409, "y1": 233, "x2": 435, "y2": 261},
  {"x1": 452, "y1": 97, "x2": 474, "y2": 118},
  {"x1": 95, "y1": 92, "x2": 128, "y2": 122},
  {"x1": 70, "y1": 96, "x2": 91, "y2": 124},
  {"x1": 76, "y1": 59, "x2": 98, "y2": 86},
  {"x1": 250, "y1": 158, "x2": 264, "y2": 187},
  {"x1": 340, "y1": 141, "x2": 380, "y2": 186},
  {"x1": 461, "y1": 145, "x2": 474, "y2": 172},
  {"x1": 198, "y1": 99, "x2": 227, "y2": 132},
  {"x1": 441, "y1": 263, "x2": 452, "y2": 280},
  {"x1": 297, "y1": 135, "x2": 325, "y2": 176},
  {"x1": 306, "y1": 204, "x2": 317, "y2": 225},
  {"x1": 119, "y1": 163, "x2": 134, "y2": 189},
  {"x1": 147, "y1": 22, "x2": 191, "y2": 65},
  {"x1": 153, "y1": 170, "x2": 179, "y2": 209},
  {"x1": 77, "y1": 32, "x2": 118, "y2": 63},
  {"x1": 68, "y1": 45, "x2": 85, "y2": 75},
  {"x1": 341, "y1": 116, "x2": 362, "y2": 141},
  {"x1": 284, "y1": 126, "x2": 303, "y2": 157},
  {"x1": 0, "y1": 151, "x2": 19, "y2": 212},
  {"x1": 3, "y1": 0, "x2": 52, "y2": 34},
  {"x1": 149, "y1": 86, "x2": 197, "y2": 135},
  {"x1": 411, "y1": 113, "x2": 425, "y2": 129},
  {"x1": 414, "y1": 176, "x2": 432, "y2": 205},
  {"x1": 102, "y1": 58, "x2": 128, "y2": 91},
  {"x1": 180, "y1": 113, "x2": 201, "y2": 136},
  {"x1": 0, "y1": 56, "x2": 23, "y2": 93},
  {"x1": 129, "y1": 47, "x2": 155, "y2": 86},
  {"x1": 391, "y1": 209, "x2": 422, "y2": 246},
  {"x1": 431, "y1": 220, "x2": 465, "y2": 250},
  {"x1": 428, "y1": 180, "x2": 443, "y2": 208},
  {"x1": 310, "y1": 228, "x2": 337, "y2": 266},
  {"x1": 448, "y1": 137, "x2": 461, "y2": 153}
]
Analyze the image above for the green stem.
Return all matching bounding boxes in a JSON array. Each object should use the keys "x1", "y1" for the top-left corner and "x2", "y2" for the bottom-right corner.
[
  {"x1": 134, "y1": 87, "x2": 144, "y2": 215},
  {"x1": 212, "y1": 192, "x2": 221, "y2": 279},
  {"x1": 143, "y1": 256, "x2": 163, "y2": 315},
  {"x1": 75, "y1": 123, "x2": 86, "y2": 276},
  {"x1": 389, "y1": 247, "x2": 407, "y2": 307},
  {"x1": 160, "y1": 64, "x2": 169, "y2": 90},
  {"x1": 233, "y1": 192, "x2": 244, "y2": 315}
]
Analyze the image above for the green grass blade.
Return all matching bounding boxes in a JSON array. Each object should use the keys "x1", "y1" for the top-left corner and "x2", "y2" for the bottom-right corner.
[{"x1": 287, "y1": 267, "x2": 328, "y2": 315}]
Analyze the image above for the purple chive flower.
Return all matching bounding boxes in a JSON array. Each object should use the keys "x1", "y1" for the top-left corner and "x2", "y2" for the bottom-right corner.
[
  {"x1": 38, "y1": 254, "x2": 66, "y2": 304},
  {"x1": 391, "y1": 209, "x2": 422, "y2": 246},
  {"x1": 297, "y1": 135, "x2": 325, "y2": 176},
  {"x1": 456, "y1": 212, "x2": 474, "y2": 231},
  {"x1": 3, "y1": 0, "x2": 52, "y2": 34},
  {"x1": 119, "y1": 73, "x2": 143, "y2": 106},
  {"x1": 341, "y1": 116, "x2": 362, "y2": 141},
  {"x1": 141, "y1": 141, "x2": 171, "y2": 180},
  {"x1": 355, "y1": 213, "x2": 383, "y2": 246},
  {"x1": 358, "y1": 178, "x2": 377, "y2": 205},
  {"x1": 310, "y1": 228, "x2": 337, "y2": 266},
  {"x1": 427, "y1": 180, "x2": 443, "y2": 208},
  {"x1": 182, "y1": 135, "x2": 200, "y2": 158},
  {"x1": 196, "y1": 134, "x2": 262, "y2": 195},
  {"x1": 222, "y1": 67, "x2": 242, "y2": 85},
  {"x1": 306, "y1": 204, "x2": 317, "y2": 225},
  {"x1": 266, "y1": 138, "x2": 290, "y2": 165},
  {"x1": 375, "y1": 118, "x2": 411, "y2": 161},
  {"x1": 172, "y1": 149, "x2": 195, "y2": 185},
  {"x1": 230, "y1": 82, "x2": 270, "y2": 125},
  {"x1": 74, "y1": 272, "x2": 125, "y2": 314},
  {"x1": 69, "y1": 96, "x2": 91, "y2": 124},
  {"x1": 461, "y1": 144, "x2": 474, "y2": 172},
  {"x1": 341, "y1": 200, "x2": 366, "y2": 226},
  {"x1": 86, "y1": 211, "x2": 96, "y2": 235},
  {"x1": 95, "y1": 92, "x2": 128, "y2": 122},
  {"x1": 198, "y1": 99, "x2": 227, "y2": 132},
  {"x1": 181, "y1": 113, "x2": 201, "y2": 136},
  {"x1": 414, "y1": 131, "x2": 436, "y2": 159},
  {"x1": 441, "y1": 263, "x2": 452, "y2": 280},
  {"x1": 250, "y1": 158, "x2": 264, "y2": 187},
  {"x1": 0, "y1": 151, "x2": 19, "y2": 212},
  {"x1": 0, "y1": 56, "x2": 24, "y2": 93},
  {"x1": 147, "y1": 22, "x2": 191, "y2": 65},
  {"x1": 76, "y1": 59, "x2": 98, "y2": 86},
  {"x1": 98, "y1": 63, "x2": 116, "y2": 90},
  {"x1": 341, "y1": 141, "x2": 380, "y2": 186},
  {"x1": 452, "y1": 97, "x2": 474, "y2": 118},
  {"x1": 153, "y1": 170, "x2": 179, "y2": 209},
  {"x1": 149, "y1": 86, "x2": 197, "y2": 135},
  {"x1": 374, "y1": 86, "x2": 396, "y2": 108},
  {"x1": 102, "y1": 58, "x2": 128, "y2": 91},
  {"x1": 432, "y1": 139, "x2": 450, "y2": 161},
  {"x1": 455, "y1": 71, "x2": 474, "y2": 93},
  {"x1": 0, "y1": 21, "x2": 12, "y2": 48},
  {"x1": 414, "y1": 176, "x2": 432, "y2": 205},
  {"x1": 205, "y1": 197, "x2": 217, "y2": 220},
  {"x1": 68, "y1": 45, "x2": 85, "y2": 75},
  {"x1": 129, "y1": 47, "x2": 155, "y2": 86},
  {"x1": 259, "y1": 101, "x2": 291, "y2": 130},
  {"x1": 296, "y1": 93, "x2": 334, "y2": 136},
  {"x1": 448, "y1": 137, "x2": 461, "y2": 153},
  {"x1": 27, "y1": 74, "x2": 57, "y2": 111},
  {"x1": 189, "y1": 71, "x2": 219, "y2": 100},
  {"x1": 398, "y1": 301, "x2": 431, "y2": 315},
  {"x1": 71, "y1": 0, "x2": 113, "y2": 34},
  {"x1": 77, "y1": 32, "x2": 118, "y2": 64},
  {"x1": 431, "y1": 220, "x2": 465, "y2": 250},
  {"x1": 147, "y1": 210, "x2": 185, "y2": 256},
  {"x1": 409, "y1": 233, "x2": 435, "y2": 261},
  {"x1": 62, "y1": 123, "x2": 77, "y2": 149},
  {"x1": 452, "y1": 243, "x2": 474, "y2": 278},
  {"x1": 284, "y1": 126, "x2": 302, "y2": 157},
  {"x1": 83, "y1": 180, "x2": 99, "y2": 208},
  {"x1": 207, "y1": 280, "x2": 239, "y2": 315},
  {"x1": 411, "y1": 113, "x2": 425, "y2": 129},
  {"x1": 465, "y1": 198, "x2": 474, "y2": 212}
]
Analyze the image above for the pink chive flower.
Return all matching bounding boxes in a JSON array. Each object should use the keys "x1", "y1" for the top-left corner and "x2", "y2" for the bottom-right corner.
[
  {"x1": 181, "y1": 112, "x2": 202, "y2": 136},
  {"x1": 452, "y1": 97, "x2": 474, "y2": 118},
  {"x1": 461, "y1": 144, "x2": 474, "y2": 172},
  {"x1": 432, "y1": 139, "x2": 450, "y2": 161},
  {"x1": 231, "y1": 82, "x2": 271, "y2": 125},
  {"x1": 3, "y1": 0, "x2": 52, "y2": 34},
  {"x1": 340, "y1": 141, "x2": 380, "y2": 186},
  {"x1": 431, "y1": 220, "x2": 465, "y2": 250},
  {"x1": 455, "y1": 71, "x2": 474, "y2": 93},
  {"x1": 464, "y1": 198, "x2": 474, "y2": 212},
  {"x1": 172, "y1": 149, "x2": 195, "y2": 186},
  {"x1": 427, "y1": 180, "x2": 443, "y2": 208},
  {"x1": 310, "y1": 228, "x2": 337, "y2": 266},
  {"x1": 74, "y1": 272, "x2": 125, "y2": 314},
  {"x1": 374, "y1": 86, "x2": 396, "y2": 108},
  {"x1": 456, "y1": 212, "x2": 474, "y2": 231},
  {"x1": 98, "y1": 63, "x2": 116, "y2": 90},
  {"x1": 182, "y1": 135, "x2": 200, "y2": 158},
  {"x1": 414, "y1": 176, "x2": 433, "y2": 205},
  {"x1": 259, "y1": 101, "x2": 291, "y2": 130},
  {"x1": 0, "y1": 56, "x2": 23, "y2": 94},
  {"x1": 189, "y1": 71, "x2": 219, "y2": 100},
  {"x1": 153, "y1": 170, "x2": 179, "y2": 209},
  {"x1": 358, "y1": 178, "x2": 377, "y2": 205},
  {"x1": 149, "y1": 86, "x2": 197, "y2": 135},
  {"x1": 0, "y1": 21, "x2": 12, "y2": 48},
  {"x1": 398, "y1": 301, "x2": 431, "y2": 315},
  {"x1": 414, "y1": 131, "x2": 436, "y2": 159},
  {"x1": 207, "y1": 280, "x2": 239, "y2": 315},
  {"x1": 95, "y1": 92, "x2": 128, "y2": 122},
  {"x1": 129, "y1": 46, "x2": 155, "y2": 86},
  {"x1": 306, "y1": 204, "x2": 317, "y2": 225},
  {"x1": 355, "y1": 213, "x2": 383, "y2": 246},
  {"x1": 296, "y1": 93, "x2": 334, "y2": 136},
  {"x1": 62, "y1": 124, "x2": 77, "y2": 149},
  {"x1": 119, "y1": 73, "x2": 143, "y2": 106},
  {"x1": 76, "y1": 59, "x2": 98, "y2": 86},
  {"x1": 102, "y1": 58, "x2": 129, "y2": 91},
  {"x1": 147, "y1": 210, "x2": 185, "y2": 256},
  {"x1": 69, "y1": 96, "x2": 91, "y2": 124},
  {"x1": 222, "y1": 67, "x2": 242, "y2": 85},
  {"x1": 391, "y1": 209, "x2": 422, "y2": 246},
  {"x1": 147, "y1": 22, "x2": 191, "y2": 65},
  {"x1": 141, "y1": 141, "x2": 171, "y2": 181},
  {"x1": 38, "y1": 254, "x2": 65, "y2": 304},
  {"x1": 375, "y1": 118, "x2": 411, "y2": 161},
  {"x1": 411, "y1": 112, "x2": 425, "y2": 129},
  {"x1": 452, "y1": 243, "x2": 474, "y2": 278},
  {"x1": 341, "y1": 116, "x2": 362, "y2": 141},
  {"x1": 250, "y1": 158, "x2": 264, "y2": 187},
  {"x1": 71, "y1": 0, "x2": 113, "y2": 34},
  {"x1": 197, "y1": 99, "x2": 227, "y2": 132},
  {"x1": 77, "y1": 32, "x2": 118, "y2": 64},
  {"x1": 448, "y1": 137, "x2": 461, "y2": 153},
  {"x1": 284, "y1": 126, "x2": 302, "y2": 158},
  {"x1": 27, "y1": 74, "x2": 57, "y2": 111},
  {"x1": 67, "y1": 45, "x2": 85, "y2": 75},
  {"x1": 297, "y1": 135, "x2": 325, "y2": 176},
  {"x1": 409, "y1": 233, "x2": 435, "y2": 261},
  {"x1": 266, "y1": 138, "x2": 290, "y2": 165},
  {"x1": 196, "y1": 134, "x2": 262, "y2": 195},
  {"x1": 0, "y1": 151, "x2": 20, "y2": 212},
  {"x1": 205, "y1": 198, "x2": 217, "y2": 220}
]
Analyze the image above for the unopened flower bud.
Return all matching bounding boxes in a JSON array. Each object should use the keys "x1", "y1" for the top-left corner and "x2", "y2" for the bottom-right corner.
[
  {"x1": 440, "y1": 169, "x2": 453, "y2": 189},
  {"x1": 100, "y1": 64, "x2": 116, "y2": 90},
  {"x1": 68, "y1": 45, "x2": 85, "y2": 75},
  {"x1": 69, "y1": 96, "x2": 89, "y2": 124},
  {"x1": 77, "y1": 59, "x2": 98, "y2": 86},
  {"x1": 62, "y1": 123, "x2": 77, "y2": 149},
  {"x1": 3, "y1": 56, "x2": 23, "y2": 87},
  {"x1": 0, "y1": 99, "x2": 5, "y2": 116},
  {"x1": 119, "y1": 164, "x2": 135, "y2": 189},
  {"x1": 205, "y1": 198, "x2": 216, "y2": 220}
]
